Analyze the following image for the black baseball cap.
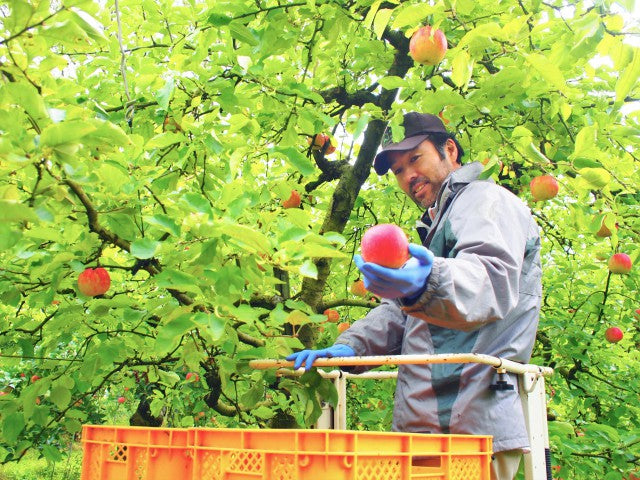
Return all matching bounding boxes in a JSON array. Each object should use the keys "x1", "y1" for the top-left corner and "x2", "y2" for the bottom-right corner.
[{"x1": 373, "y1": 112, "x2": 448, "y2": 175}]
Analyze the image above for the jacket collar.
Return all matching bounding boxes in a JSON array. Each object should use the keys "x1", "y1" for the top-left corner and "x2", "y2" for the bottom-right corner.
[{"x1": 417, "y1": 162, "x2": 485, "y2": 231}]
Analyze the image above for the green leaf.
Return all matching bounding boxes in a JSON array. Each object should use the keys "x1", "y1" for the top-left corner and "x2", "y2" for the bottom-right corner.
[
  {"x1": 2, "y1": 412, "x2": 25, "y2": 444},
  {"x1": 300, "y1": 243, "x2": 347, "y2": 258},
  {"x1": 42, "y1": 445, "x2": 63, "y2": 463},
  {"x1": 252, "y1": 405, "x2": 276, "y2": 420},
  {"x1": 69, "y1": 8, "x2": 108, "y2": 43},
  {"x1": 131, "y1": 238, "x2": 159, "y2": 259},
  {"x1": 146, "y1": 132, "x2": 185, "y2": 149},
  {"x1": 155, "y1": 269, "x2": 202, "y2": 294},
  {"x1": 0, "y1": 201, "x2": 38, "y2": 223},
  {"x1": 155, "y1": 314, "x2": 196, "y2": 353},
  {"x1": 208, "y1": 12, "x2": 233, "y2": 26},
  {"x1": 451, "y1": 50, "x2": 474, "y2": 88},
  {"x1": 572, "y1": 158, "x2": 603, "y2": 169},
  {"x1": 378, "y1": 76, "x2": 406, "y2": 89},
  {"x1": 50, "y1": 385, "x2": 72, "y2": 409},
  {"x1": 156, "y1": 78, "x2": 174, "y2": 111},
  {"x1": 373, "y1": 8, "x2": 393, "y2": 39},
  {"x1": 229, "y1": 22, "x2": 258, "y2": 46},
  {"x1": 40, "y1": 120, "x2": 97, "y2": 146},
  {"x1": 571, "y1": 125, "x2": 597, "y2": 159},
  {"x1": 299, "y1": 260, "x2": 318, "y2": 279},
  {"x1": 146, "y1": 214, "x2": 181, "y2": 236},
  {"x1": 524, "y1": 53, "x2": 567, "y2": 92},
  {"x1": 269, "y1": 146, "x2": 315, "y2": 176},
  {"x1": 616, "y1": 47, "x2": 640, "y2": 102},
  {"x1": 220, "y1": 223, "x2": 271, "y2": 253},
  {"x1": 363, "y1": 0, "x2": 382, "y2": 29},
  {"x1": 392, "y1": 4, "x2": 435, "y2": 29},
  {"x1": 0, "y1": 83, "x2": 48, "y2": 121},
  {"x1": 240, "y1": 384, "x2": 264, "y2": 408},
  {"x1": 579, "y1": 167, "x2": 611, "y2": 188}
]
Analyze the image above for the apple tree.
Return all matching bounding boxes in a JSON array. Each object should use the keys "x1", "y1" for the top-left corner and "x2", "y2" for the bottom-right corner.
[{"x1": 0, "y1": 0, "x2": 639, "y2": 477}]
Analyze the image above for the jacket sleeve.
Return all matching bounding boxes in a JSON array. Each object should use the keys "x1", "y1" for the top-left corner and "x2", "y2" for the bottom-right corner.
[
  {"x1": 401, "y1": 182, "x2": 537, "y2": 332},
  {"x1": 334, "y1": 299, "x2": 407, "y2": 373}
]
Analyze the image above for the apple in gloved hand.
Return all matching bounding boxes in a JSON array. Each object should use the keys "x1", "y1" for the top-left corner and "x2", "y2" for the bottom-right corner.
[{"x1": 360, "y1": 224, "x2": 410, "y2": 268}]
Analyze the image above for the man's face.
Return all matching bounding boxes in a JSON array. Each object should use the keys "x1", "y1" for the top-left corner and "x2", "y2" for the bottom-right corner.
[{"x1": 388, "y1": 138, "x2": 460, "y2": 209}]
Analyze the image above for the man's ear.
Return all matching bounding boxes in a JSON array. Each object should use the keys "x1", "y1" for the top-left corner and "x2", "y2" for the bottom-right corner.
[{"x1": 445, "y1": 138, "x2": 459, "y2": 166}]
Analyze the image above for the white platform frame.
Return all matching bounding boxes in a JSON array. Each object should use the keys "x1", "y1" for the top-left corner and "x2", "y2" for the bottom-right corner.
[{"x1": 250, "y1": 354, "x2": 553, "y2": 480}]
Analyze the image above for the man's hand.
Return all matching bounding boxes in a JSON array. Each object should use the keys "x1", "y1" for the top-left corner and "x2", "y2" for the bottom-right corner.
[
  {"x1": 286, "y1": 344, "x2": 355, "y2": 371},
  {"x1": 354, "y1": 243, "x2": 434, "y2": 300}
]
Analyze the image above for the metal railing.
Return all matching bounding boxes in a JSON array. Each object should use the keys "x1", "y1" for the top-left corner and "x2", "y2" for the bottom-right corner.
[{"x1": 250, "y1": 353, "x2": 553, "y2": 480}]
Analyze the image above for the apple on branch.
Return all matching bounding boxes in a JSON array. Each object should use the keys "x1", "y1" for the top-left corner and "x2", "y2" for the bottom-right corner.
[
  {"x1": 78, "y1": 267, "x2": 111, "y2": 296},
  {"x1": 337, "y1": 322, "x2": 350, "y2": 333},
  {"x1": 350, "y1": 279, "x2": 367, "y2": 297},
  {"x1": 608, "y1": 253, "x2": 632, "y2": 274},
  {"x1": 529, "y1": 175, "x2": 559, "y2": 201},
  {"x1": 605, "y1": 326, "x2": 623, "y2": 343},
  {"x1": 361, "y1": 224, "x2": 410, "y2": 268},
  {"x1": 323, "y1": 309, "x2": 340, "y2": 323},
  {"x1": 282, "y1": 190, "x2": 301, "y2": 209},
  {"x1": 409, "y1": 25, "x2": 448, "y2": 66},
  {"x1": 308, "y1": 133, "x2": 336, "y2": 154}
]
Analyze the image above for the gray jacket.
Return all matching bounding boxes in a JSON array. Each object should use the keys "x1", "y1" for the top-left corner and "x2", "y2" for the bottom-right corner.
[{"x1": 337, "y1": 162, "x2": 542, "y2": 452}]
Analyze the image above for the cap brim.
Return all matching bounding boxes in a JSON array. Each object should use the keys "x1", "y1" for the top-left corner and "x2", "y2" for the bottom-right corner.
[{"x1": 373, "y1": 135, "x2": 430, "y2": 175}]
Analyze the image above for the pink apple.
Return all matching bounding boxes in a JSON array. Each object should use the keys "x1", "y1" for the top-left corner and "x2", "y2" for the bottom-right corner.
[
  {"x1": 361, "y1": 224, "x2": 410, "y2": 268},
  {"x1": 117, "y1": 396, "x2": 126, "y2": 404},
  {"x1": 409, "y1": 25, "x2": 448, "y2": 66},
  {"x1": 186, "y1": 372, "x2": 199, "y2": 382},
  {"x1": 529, "y1": 175, "x2": 559, "y2": 201},
  {"x1": 30, "y1": 375, "x2": 40, "y2": 383},
  {"x1": 607, "y1": 253, "x2": 632, "y2": 274},
  {"x1": 78, "y1": 267, "x2": 111, "y2": 296},
  {"x1": 605, "y1": 327, "x2": 623, "y2": 343}
]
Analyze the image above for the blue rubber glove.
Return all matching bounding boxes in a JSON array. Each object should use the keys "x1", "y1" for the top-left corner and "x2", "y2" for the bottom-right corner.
[
  {"x1": 354, "y1": 243, "x2": 434, "y2": 300},
  {"x1": 286, "y1": 344, "x2": 355, "y2": 371}
]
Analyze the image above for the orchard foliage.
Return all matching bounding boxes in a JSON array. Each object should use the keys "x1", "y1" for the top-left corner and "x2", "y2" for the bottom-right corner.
[{"x1": 0, "y1": 0, "x2": 638, "y2": 477}]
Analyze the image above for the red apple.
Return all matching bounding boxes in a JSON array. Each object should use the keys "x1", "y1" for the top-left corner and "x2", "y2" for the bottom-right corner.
[
  {"x1": 634, "y1": 309, "x2": 640, "y2": 320},
  {"x1": 350, "y1": 279, "x2": 367, "y2": 297},
  {"x1": 605, "y1": 326, "x2": 623, "y2": 343},
  {"x1": 529, "y1": 175, "x2": 559, "y2": 201},
  {"x1": 308, "y1": 133, "x2": 336, "y2": 154},
  {"x1": 78, "y1": 267, "x2": 111, "y2": 296},
  {"x1": 282, "y1": 190, "x2": 301, "y2": 209},
  {"x1": 117, "y1": 396, "x2": 126, "y2": 404},
  {"x1": 361, "y1": 224, "x2": 410, "y2": 268},
  {"x1": 186, "y1": 372, "x2": 199, "y2": 382},
  {"x1": 409, "y1": 25, "x2": 448, "y2": 66},
  {"x1": 323, "y1": 309, "x2": 340, "y2": 323},
  {"x1": 608, "y1": 253, "x2": 632, "y2": 274},
  {"x1": 30, "y1": 375, "x2": 40, "y2": 383}
]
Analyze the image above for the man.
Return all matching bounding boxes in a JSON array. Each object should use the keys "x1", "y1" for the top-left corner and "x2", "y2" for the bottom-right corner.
[{"x1": 287, "y1": 112, "x2": 542, "y2": 480}]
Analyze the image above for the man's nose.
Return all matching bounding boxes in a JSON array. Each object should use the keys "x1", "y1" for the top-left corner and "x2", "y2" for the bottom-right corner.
[{"x1": 401, "y1": 166, "x2": 418, "y2": 188}]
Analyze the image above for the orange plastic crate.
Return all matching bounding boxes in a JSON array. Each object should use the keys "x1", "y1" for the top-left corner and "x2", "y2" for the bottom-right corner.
[{"x1": 81, "y1": 425, "x2": 492, "y2": 480}]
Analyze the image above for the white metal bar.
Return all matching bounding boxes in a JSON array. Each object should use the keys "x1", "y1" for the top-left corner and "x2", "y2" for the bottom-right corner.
[
  {"x1": 249, "y1": 353, "x2": 553, "y2": 376},
  {"x1": 520, "y1": 373, "x2": 551, "y2": 480},
  {"x1": 263, "y1": 356, "x2": 553, "y2": 479},
  {"x1": 334, "y1": 373, "x2": 347, "y2": 430}
]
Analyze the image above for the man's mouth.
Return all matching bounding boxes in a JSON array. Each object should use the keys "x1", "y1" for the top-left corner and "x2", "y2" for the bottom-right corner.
[{"x1": 412, "y1": 181, "x2": 428, "y2": 198}]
